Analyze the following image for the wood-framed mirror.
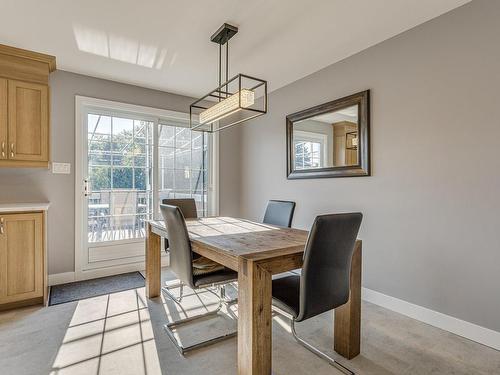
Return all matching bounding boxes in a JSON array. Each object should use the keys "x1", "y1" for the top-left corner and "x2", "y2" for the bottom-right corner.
[{"x1": 286, "y1": 90, "x2": 370, "y2": 179}]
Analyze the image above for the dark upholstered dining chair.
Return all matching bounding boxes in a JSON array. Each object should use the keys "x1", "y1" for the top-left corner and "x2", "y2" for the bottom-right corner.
[
  {"x1": 162, "y1": 198, "x2": 198, "y2": 247},
  {"x1": 263, "y1": 200, "x2": 296, "y2": 228},
  {"x1": 162, "y1": 198, "x2": 198, "y2": 219},
  {"x1": 272, "y1": 213, "x2": 362, "y2": 375},
  {"x1": 160, "y1": 204, "x2": 237, "y2": 354},
  {"x1": 161, "y1": 198, "x2": 198, "y2": 258}
]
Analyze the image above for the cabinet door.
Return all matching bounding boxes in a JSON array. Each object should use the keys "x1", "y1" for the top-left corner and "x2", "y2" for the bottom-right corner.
[
  {"x1": 0, "y1": 78, "x2": 6, "y2": 160},
  {"x1": 0, "y1": 212, "x2": 43, "y2": 303},
  {"x1": 7, "y1": 80, "x2": 49, "y2": 161}
]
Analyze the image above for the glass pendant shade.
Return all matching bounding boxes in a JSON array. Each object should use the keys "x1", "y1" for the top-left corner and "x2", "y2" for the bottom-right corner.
[{"x1": 199, "y1": 89, "x2": 255, "y2": 125}]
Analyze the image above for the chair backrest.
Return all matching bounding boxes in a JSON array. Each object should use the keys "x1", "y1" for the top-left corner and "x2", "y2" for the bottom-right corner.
[
  {"x1": 297, "y1": 213, "x2": 362, "y2": 322},
  {"x1": 160, "y1": 204, "x2": 195, "y2": 288},
  {"x1": 162, "y1": 198, "x2": 198, "y2": 219},
  {"x1": 263, "y1": 200, "x2": 296, "y2": 228}
]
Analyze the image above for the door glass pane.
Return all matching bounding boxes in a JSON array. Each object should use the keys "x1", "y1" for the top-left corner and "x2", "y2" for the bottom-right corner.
[
  {"x1": 87, "y1": 114, "x2": 153, "y2": 243},
  {"x1": 112, "y1": 167, "x2": 133, "y2": 188},
  {"x1": 89, "y1": 166, "x2": 111, "y2": 191},
  {"x1": 159, "y1": 125, "x2": 174, "y2": 147},
  {"x1": 159, "y1": 147, "x2": 174, "y2": 169},
  {"x1": 158, "y1": 123, "x2": 208, "y2": 217}
]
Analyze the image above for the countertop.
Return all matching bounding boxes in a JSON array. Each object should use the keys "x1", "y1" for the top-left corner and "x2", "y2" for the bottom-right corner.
[{"x1": 0, "y1": 203, "x2": 50, "y2": 212}]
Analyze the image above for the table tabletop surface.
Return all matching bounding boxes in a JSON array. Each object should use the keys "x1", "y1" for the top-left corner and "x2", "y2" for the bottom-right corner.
[{"x1": 148, "y1": 216, "x2": 309, "y2": 260}]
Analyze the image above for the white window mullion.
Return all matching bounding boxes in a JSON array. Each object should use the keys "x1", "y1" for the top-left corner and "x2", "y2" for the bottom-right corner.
[{"x1": 152, "y1": 119, "x2": 159, "y2": 220}]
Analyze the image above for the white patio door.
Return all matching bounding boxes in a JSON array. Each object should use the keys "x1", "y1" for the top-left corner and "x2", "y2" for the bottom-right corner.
[
  {"x1": 81, "y1": 109, "x2": 155, "y2": 271},
  {"x1": 75, "y1": 97, "x2": 215, "y2": 277}
]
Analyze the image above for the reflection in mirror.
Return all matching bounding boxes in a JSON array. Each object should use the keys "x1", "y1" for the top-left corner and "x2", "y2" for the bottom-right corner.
[
  {"x1": 287, "y1": 90, "x2": 369, "y2": 179},
  {"x1": 292, "y1": 104, "x2": 359, "y2": 170}
]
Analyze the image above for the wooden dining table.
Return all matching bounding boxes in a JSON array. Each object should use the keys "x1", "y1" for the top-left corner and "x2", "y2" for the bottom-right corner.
[{"x1": 145, "y1": 216, "x2": 362, "y2": 375}]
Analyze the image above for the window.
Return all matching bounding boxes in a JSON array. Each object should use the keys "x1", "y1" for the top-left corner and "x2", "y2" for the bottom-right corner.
[
  {"x1": 158, "y1": 122, "x2": 209, "y2": 217},
  {"x1": 77, "y1": 96, "x2": 217, "y2": 273},
  {"x1": 82, "y1": 101, "x2": 214, "y2": 246},
  {"x1": 293, "y1": 131, "x2": 327, "y2": 169},
  {"x1": 294, "y1": 141, "x2": 322, "y2": 169},
  {"x1": 87, "y1": 114, "x2": 154, "y2": 243}
]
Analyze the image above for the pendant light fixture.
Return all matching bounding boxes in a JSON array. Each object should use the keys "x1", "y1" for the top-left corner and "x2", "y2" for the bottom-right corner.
[{"x1": 190, "y1": 23, "x2": 268, "y2": 132}]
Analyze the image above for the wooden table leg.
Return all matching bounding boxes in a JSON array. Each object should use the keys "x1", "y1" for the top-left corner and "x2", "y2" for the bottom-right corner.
[
  {"x1": 238, "y1": 258, "x2": 272, "y2": 375},
  {"x1": 334, "y1": 240, "x2": 362, "y2": 359},
  {"x1": 145, "y1": 222, "x2": 161, "y2": 298}
]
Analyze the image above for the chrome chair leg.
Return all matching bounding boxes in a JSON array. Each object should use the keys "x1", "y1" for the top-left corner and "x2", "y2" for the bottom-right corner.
[
  {"x1": 219, "y1": 283, "x2": 238, "y2": 305},
  {"x1": 273, "y1": 306, "x2": 354, "y2": 375},
  {"x1": 161, "y1": 281, "x2": 184, "y2": 303},
  {"x1": 163, "y1": 283, "x2": 238, "y2": 355},
  {"x1": 164, "y1": 325, "x2": 237, "y2": 355},
  {"x1": 163, "y1": 282, "x2": 237, "y2": 307},
  {"x1": 291, "y1": 319, "x2": 354, "y2": 375}
]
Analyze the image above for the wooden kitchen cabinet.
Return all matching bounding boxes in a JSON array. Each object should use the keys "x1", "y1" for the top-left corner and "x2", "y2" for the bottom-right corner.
[
  {"x1": 0, "y1": 44, "x2": 55, "y2": 168},
  {"x1": 8, "y1": 80, "x2": 49, "y2": 162},
  {"x1": 0, "y1": 78, "x2": 6, "y2": 160},
  {"x1": 0, "y1": 210, "x2": 47, "y2": 310}
]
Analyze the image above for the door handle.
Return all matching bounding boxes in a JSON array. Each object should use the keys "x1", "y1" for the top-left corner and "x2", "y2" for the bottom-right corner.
[
  {"x1": 0, "y1": 217, "x2": 4, "y2": 235},
  {"x1": 84, "y1": 179, "x2": 90, "y2": 197},
  {"x1": 1, "y1": 142, "x2": 4, "y2": 158},
  {"x1": 10, "y1": 143, "x2": 14, "y2": 158}
]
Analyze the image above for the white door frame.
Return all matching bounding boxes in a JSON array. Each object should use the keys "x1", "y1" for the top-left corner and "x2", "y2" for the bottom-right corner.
[{"x1": 74, "y1": 96, "x2": 219, "y2": 281}]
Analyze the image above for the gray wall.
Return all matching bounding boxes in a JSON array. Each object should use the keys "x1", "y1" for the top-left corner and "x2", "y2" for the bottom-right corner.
[
  {"x1": 0, "y1": 70, "x2": 239, "y2": 274},
  {"x1": 236, "y1": 0, "x2": 500, "y2": 331},
  {"x1": 218, "y1": 124, "x2": 242, "y2": 216}
]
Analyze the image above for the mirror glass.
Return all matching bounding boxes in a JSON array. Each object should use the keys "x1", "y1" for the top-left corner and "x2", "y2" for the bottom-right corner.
[{"x1": 292, "y1": 104, "x2": 359, "y2": 170}]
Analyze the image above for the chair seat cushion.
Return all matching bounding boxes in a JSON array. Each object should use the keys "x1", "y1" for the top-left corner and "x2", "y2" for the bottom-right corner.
[
  {"x1": 192, "y1": 256, "x2": 225, "y2": 276},
  {"x1": 193, "y1": 268, "x2": 238, "y2": 287},
  {"x1": 272, "y1": 274, "x2": 300, "y2": 318}
]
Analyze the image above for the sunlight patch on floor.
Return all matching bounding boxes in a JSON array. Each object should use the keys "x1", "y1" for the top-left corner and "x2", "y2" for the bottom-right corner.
[{"x1": 50, "y1": 288, "x2": 161, "y2": 375}]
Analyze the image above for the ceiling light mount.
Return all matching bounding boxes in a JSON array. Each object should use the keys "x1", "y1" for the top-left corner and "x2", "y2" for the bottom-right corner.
[
  {"x1": 210, "y1": 23, "x2": 238, "y2": 45},
  {"x1": 190, "y1": 23, "x2": 268, "y2": 133}
]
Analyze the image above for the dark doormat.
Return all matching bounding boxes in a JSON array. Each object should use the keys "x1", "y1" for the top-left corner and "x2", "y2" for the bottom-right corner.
[{"x1": 49, "y1": 271, "x2": 145, "y2": 306}]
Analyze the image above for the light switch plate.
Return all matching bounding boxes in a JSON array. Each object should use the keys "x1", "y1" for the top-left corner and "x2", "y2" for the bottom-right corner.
[{"x1": 52, "y1": 162, "x2": 71, "y2": 174}]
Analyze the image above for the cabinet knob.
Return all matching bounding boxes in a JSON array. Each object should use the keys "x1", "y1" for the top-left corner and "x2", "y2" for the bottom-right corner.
[
  {"x1": 1, "y1": 142, "x2": 4, "y2": 158},
  {"x1": 10, "y1": 143, "x2": 14, "y2": 158},
  {"x1": 0, "y1": 218, "x2": 4, "y2": 235}
]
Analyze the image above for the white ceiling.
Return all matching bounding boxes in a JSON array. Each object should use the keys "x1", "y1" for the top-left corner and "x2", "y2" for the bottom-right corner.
[
  {"x1": 0, "y1": 0, "x2": 470, "y2": 98},
  {"x1": 313, "y1": 105, "x2": 359, "y2": 124}
]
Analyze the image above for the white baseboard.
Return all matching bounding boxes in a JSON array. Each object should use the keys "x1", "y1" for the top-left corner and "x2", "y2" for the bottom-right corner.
[
  {"x1": 362, "y1": 287, "x2": 500, "y2": 351},
  {"x1": 48, "y1": 272, "x2": 76, "y2": 286}
]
